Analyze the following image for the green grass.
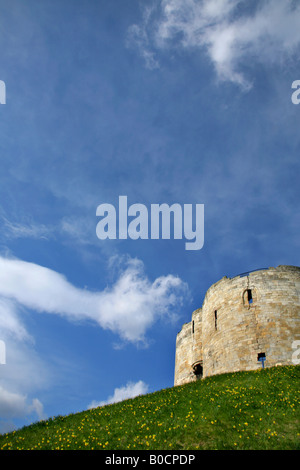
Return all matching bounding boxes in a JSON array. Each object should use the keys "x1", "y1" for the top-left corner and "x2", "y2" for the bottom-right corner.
[{"x1": 1, "y1": 365, "x2": 299, "y2": 450}]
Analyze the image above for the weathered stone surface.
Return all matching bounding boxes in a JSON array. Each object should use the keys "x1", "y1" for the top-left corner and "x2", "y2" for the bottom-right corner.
[{"x1": 174, "y1": 265, "x2": 300, "y2": 386}]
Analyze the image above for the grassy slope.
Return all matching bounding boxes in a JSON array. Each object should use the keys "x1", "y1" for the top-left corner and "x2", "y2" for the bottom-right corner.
[{"x1": 0, "y1": 365, "x2": 299, "y2": 450}]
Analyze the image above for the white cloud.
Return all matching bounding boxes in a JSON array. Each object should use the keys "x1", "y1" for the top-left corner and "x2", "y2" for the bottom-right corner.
[
  {"x1": 129, "y1": 0, "x2": 300, "y2": 89},
  {"x1": 88, "y1": 380, "x2": 149, "y2": 409},
  {"x1": 0, "y1": 253, "x2": 187, "y2": 432},
  {"x1": 0, "y1": 385, "x2": 45, "y2": 434},
  {"x1": 0, "y1": 298, "x2": 31, "y2": 343},
  {"x1": 0, "y1": 305, "x2": 48, "y2": 433},
  {"x1": 0, "y1": 254, "x2": 188, "y2": 344},
  {"x1": 0, "y1": 386, "x2": 44, "y2": 420}
]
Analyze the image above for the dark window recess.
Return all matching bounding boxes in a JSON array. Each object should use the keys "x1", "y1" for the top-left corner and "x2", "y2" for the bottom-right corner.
[
  {"x1": 247, "y1": 289, "x2": 253, "y2": 304},
  {"x1": 192, "y1": 362, "x2": 203, "y2": 379},
  {"x1": 192, "y1": 321, "x2": 194, "y2": 334},
  {"x1": 244, "y1": 289, "x2": 254, "y2": 306},
  {"x1": 258, "y1": 352, "x2": 266, "y2": 360},
  {"x1": 258, "y1": 353, "x2": 266, "y2": 368},
  {"x1": 214, "y1": 310, "x2": 218, "y2": 330}
]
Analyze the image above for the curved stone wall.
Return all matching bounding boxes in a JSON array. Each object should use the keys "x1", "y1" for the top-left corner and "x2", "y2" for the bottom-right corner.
[{"x1": 174, "y1": 266, "x2": 300, "y2": 385}]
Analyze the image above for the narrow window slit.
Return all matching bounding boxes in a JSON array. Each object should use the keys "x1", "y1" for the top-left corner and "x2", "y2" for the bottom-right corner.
[{"x1": 247, "y1": 289, "x2": 253, "y2": 304}]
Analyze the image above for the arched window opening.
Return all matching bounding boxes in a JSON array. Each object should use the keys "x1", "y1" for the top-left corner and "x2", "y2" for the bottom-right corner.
[
  {"x1": 192, "y1": 361, "x2": 203, "y2": 379},
  {"x1": 243, "y1": 288, "x2": 254, "y2": 307}
]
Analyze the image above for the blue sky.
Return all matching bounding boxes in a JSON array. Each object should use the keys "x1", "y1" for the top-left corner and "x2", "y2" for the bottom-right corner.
[{"x1": 0, "y1": 0, "x2": 299, "y2": 433}]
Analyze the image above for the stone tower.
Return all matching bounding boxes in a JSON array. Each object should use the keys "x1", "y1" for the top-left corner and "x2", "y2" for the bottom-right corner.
[{"x1": 174, "y1": 265, "x2": 300, "y2": 386}]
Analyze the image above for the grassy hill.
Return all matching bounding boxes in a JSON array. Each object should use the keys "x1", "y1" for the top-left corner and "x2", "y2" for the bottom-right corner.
[{"x1": 0, "y1": 365, "x2": 299, "y2": 450}]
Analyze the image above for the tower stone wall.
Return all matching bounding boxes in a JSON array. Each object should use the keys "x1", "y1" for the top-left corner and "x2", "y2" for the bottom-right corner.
[{"x1": 174, "y1": 265, "x2": 300, "y2": 386}]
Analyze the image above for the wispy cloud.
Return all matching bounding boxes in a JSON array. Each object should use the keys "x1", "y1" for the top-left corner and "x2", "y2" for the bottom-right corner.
[
  {"x1": 88, "y1": 380, "x2": 149, "y2": 409},
  {"x1": 0, "y1": 215, "x2": 53, "y2": 241},
  {"x1": 0, "y1": 254, "x2": 188, "y2": 344},
  {"x1": 128, "y1": 0, "x2": 300, "y2": 89},
  {"x1": 127, "y1": 5, "x2": 160, "y2": 70},
  {"x1": 0, "y1": 212, "x2": 99, "y2": 252}
]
